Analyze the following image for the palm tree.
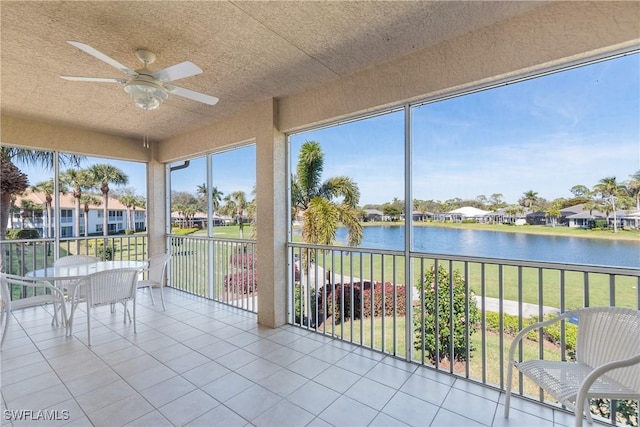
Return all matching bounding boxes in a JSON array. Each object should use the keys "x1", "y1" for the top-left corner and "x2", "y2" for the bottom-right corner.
[
  {"x1": 545, "y1": 199, "x2": 564, "y2": 227},
  {"x1": 118, "y1": 191, "x2": 138, "y2": 231},
  {"x1": 0, "y1": 147, "x2": 82, "y2": 240},
  {"x1": 88, "y1": 164, "x2": 128, "y2": 236},
  {"x1": 593, "y1": 176, "x2": 626, "y2": 233},
  {"x1": 80, "y1": 194, "x2": 101, "y2": 237},
  {"x1": 625, "y1": 170, "x2": 640, "y2": 210},
  {"x1": 132, "y1": 196, "x2": 146, "y2": 231},
  {"x1": 292, "y1": 141, "x2": 362, "y2": 249},
  {"x1": 520, "y1": 190, "x2": 539, "y2": 212},
  {"x1": 19, "y1": 199, "x2": 41, "y2": 228},
  {"x1": 172, "y1": 203, "x2": 187, "y2": 229},
  {"x1": 0, "y1": 155, "x2": 29, "y2": 242},
  {"x1": 30, "y1": 179, "x2": 58, "y2": 238},
  {"x1": 227, "y1": 191, "x2": 247, "y2": 238},
  {"x1": 184, "y1": 205, "x2": 198, "y2": 228},
  {"x1": 60, "y1": 168, "x2": 94, "y2": 245},
  {"x1": 210, "y1": 186, "x2": 223, "y2": 212},
  {"x1": 196, "y1": 183, "x2": 224, "y2": 212}
]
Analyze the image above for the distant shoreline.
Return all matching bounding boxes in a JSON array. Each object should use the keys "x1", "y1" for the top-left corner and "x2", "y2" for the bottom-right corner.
[{"x1": 360, "y1": 221, "x2": 640, "y2": 242}]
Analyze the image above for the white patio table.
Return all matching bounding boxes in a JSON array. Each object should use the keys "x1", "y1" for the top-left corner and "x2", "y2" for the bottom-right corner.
[
  {"x1": 27, "y1": 260, "x2": 148, "y2": 281},
  {"x1": 26, "y1": 260, "x2": 148, "y2": 331}
]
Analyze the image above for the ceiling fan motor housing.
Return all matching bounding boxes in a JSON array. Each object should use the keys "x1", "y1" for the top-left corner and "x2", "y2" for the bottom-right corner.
[{"x1": 124, "y1": 74, "x2": 168, "y2": 110}]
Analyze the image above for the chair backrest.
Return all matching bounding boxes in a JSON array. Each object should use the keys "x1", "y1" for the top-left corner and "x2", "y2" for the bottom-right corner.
[
  {"x1": 575, "y1": 306, "x2": 640, "y2": 392},
  {"x1": 146, "y1": 253, "x2": 171, "y2": 285},
  {"x1": 86, "y1": 268, "x2": 139, "y2": 307},
  {"x1": 0, "y1": 273, "x2": 12, "y2": 311},
  {"x1": 54, "y1": 255, "x2": 100, "y2": 266}
]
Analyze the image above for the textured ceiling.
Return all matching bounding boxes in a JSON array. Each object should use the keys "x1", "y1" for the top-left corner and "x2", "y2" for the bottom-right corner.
[{"x1": 1, "y1": 1, "x2": 543, "y2": 142}]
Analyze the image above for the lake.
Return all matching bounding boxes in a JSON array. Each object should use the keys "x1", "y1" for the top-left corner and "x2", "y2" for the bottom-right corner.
[{"x1": 334, "y1": 225, "x2": 639, "y2": 268}]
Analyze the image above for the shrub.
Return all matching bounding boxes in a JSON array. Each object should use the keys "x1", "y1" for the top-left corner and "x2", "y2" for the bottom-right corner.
[
  {"x1": 223, "y1": 270, "x2": 257, "y2": 294},
  {"x1": 362, "y1": 282, "x2": 406, "y2": 319},
  {"x1": 413, "y1": 265, "x2": 481, "y2": 362},
  {"x1": 99, "y1": 245, "x2": 114, "y2": 261},
  {"x1": 5, "y1": 228, "x2": 40, "y2": 240},
  {"x1": 316, "y1": 281, "x2": 407, "y2": 325},
  {"x1": 124, "y1": 228, "x2": 134, "y2": 235},
  {"x1": 484, "y1": 312, "x2": 578, "y2": 351},
  {"x1": 229, "y1": 252, "x2": 255, "y2": 270},
  {"x1": 590, "y1": 219, "x2": 609, "y2": 230},
  {"x1": 171, "y1": 227, "x2": 199, "y2": 235},
  {"x1": 293, "y1": 283, "x2": 317, "y2": 326}
]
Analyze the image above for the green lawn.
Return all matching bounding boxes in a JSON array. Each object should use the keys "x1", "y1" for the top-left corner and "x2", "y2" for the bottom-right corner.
[{"x1": 323, "y1": 315, "x2": 566, "y2": 397}]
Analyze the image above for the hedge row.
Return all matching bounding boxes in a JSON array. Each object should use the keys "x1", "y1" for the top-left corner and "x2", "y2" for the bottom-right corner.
[
  {"x1": 316, "y1": 281, "x2": 406, "y2": 324},
  {"x1": 484, "y1": 311, "x2": 578, "y2": 351}
]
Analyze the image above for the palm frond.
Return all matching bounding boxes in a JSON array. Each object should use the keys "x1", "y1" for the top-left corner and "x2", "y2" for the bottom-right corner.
[
  {"x1": 321, "y1": 176, "x2": 361, "y2": 207},
  {"x1": 336, "y1": 203, "x2": 363, "y2": 246},
  {"x1": 296, "y1": 141, "x2": 324, "y2": 197}
]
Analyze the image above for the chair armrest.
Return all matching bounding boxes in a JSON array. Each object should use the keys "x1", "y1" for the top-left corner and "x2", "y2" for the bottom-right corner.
[
  {"x1": 573, "y1": 353, "x2": 640, "y2": 427},
  {"x1": 577, "y1": 353, "x2": 640, "y2": 400},
  {"x1": 507, "y1": 310, "x2": 576, "y2": 365},
  {"x1": 3, "y1": 274, "x2": 65, "y2": 299}
]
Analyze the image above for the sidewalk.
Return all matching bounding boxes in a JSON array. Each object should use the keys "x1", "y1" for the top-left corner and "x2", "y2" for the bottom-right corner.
[{"x1": 475, "y1": 296, "x2": 559, "y2": 318}]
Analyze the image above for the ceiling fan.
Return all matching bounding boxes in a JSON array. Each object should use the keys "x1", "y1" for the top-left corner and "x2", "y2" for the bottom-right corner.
[{"x1": 60, "y1": 41, "x2": 218, "y2": 111}]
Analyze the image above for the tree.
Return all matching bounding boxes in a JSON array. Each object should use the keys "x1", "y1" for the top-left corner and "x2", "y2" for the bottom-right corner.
[
  {"x1": 30, "y1": 179, "x2": 59, "y2": 238},
  {"x1": 118, "y1": 191, "x2": 138, "y2": 231},
  {"x1": 172, "y1": 203, "x2": 187, "y2": 228},
  {"x1": 60, "y1": 168, "x2": 94, "y2": 244},
  {"x1": 624, "y1": 170, "x2": 640, "y2": 210},
  {"x1": 382, "y1": 204, "x2": 402, "y2": 220},
  {"x1": 0, "y1": 148, "x2": 82, "y2": 241},
  {"x1": 230, "y1": 190, "x2": 247, "y2": 239},
  {"x1": 519, "y1": 190, "x2": 539, "y2": 212},
  {"x1": 292, "y1": 141, "x2": 362, "y2": 249},
  {"x1": 79, "y1": 194, "x2": 101, "y2": 237},
  {"x1": 413, "y1": 264, "x2": 480, "y2": 363},
  {"x1": 88, "y1": 164, "x2": 128, "y2": 236},
  {"x1": 593, "y1": 177, "x2": 627, "y2": 233},
  {"x1": 545, "y1": 199, "x2": 565, "y2": 227},
  {"x1": 504, "y1": 204, "x2": 524, "y2": 224},
  {"x1": 19, "y1": 199, "x2": 42, "y2": 228},
  {"x1": 131, "y1": 196, "x2": 146, "y2": 231},
  {"x1": 570, "y1": 185, "x2": 591, "y2": 198},
  {"x1": 196, "y1": 183, "x2": 224, "y2": 213},
  {"x1": 488, "y1": 193, "x2": 507, "y2": 213}
]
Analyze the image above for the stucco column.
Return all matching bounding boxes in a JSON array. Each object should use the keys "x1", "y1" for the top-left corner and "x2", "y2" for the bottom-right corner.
[
  {"x1": 146, "y1": 153, "x2": 167, "y2": 257},
  {"x1": 256, "y1": 99, "x2": 288, "y2": 328}
]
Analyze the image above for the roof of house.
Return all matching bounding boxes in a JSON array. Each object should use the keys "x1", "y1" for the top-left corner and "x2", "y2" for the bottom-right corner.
[
  {"x1": 561, "y1": 203, "x2": 628, "y2": 219},
  {"x1": 14, "y1": 191, "x2": 129, "y2": 210},
  {"x1": 448, "y1": 206, "x2": 491, "y2": 217}
]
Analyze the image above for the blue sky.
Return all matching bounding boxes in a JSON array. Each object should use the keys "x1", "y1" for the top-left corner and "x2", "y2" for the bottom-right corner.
[{"x1": 19, "y1": 53, "x2": 639, "y2": 207}]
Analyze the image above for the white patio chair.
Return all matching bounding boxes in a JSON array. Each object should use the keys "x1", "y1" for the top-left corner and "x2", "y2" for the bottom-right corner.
[
  {"x1": 52, "y1": 255, "x2": 100, "y2": 324},
  {"x1": 137, "y1": 253, "x2": 171, "y2": 310},
  {"x1": 504, "y1": 306, "x2": 640, "y2": 427},
  {"x1": 1, "y1": 273, "x2": 67, "y2": 347},
  {"x1": 67, "y1": 268, "x2": 139, "y2": 346}
]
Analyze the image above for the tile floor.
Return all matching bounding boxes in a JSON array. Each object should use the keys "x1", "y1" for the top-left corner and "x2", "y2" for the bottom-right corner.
[{"x1": 1, "y1": 287, "x2": 583, "y2": 426}]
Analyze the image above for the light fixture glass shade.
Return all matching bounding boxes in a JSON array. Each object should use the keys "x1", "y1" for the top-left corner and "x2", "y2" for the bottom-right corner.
[{"x1": 124, "y1": 80, "x2": 168, "y2": 111}]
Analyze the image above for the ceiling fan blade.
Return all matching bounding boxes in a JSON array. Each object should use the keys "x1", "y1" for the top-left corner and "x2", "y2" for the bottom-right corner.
[
  {"x1": 166, "y1": 85, "x2": 219, "y2": 106},
  {"x1": 60, "y1": 76, "x2": 127, "y2": 84},
  {"x1": 151, "y1": 61, "x2": 202, "y2": 82},
  {"x1": 67, "y1": 41, "x2": 136, "y2": 77}
]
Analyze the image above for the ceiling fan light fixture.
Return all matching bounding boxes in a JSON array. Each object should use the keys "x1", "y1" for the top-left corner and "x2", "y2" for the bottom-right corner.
[{"x1": 124, "y1": 78, "x2": 168, "y2": 111}]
